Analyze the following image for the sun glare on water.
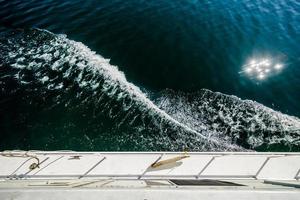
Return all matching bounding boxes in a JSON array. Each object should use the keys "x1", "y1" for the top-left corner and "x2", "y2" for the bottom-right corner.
[{"x1": 242, "y1": 58, "x2": 285, "y2": 81}]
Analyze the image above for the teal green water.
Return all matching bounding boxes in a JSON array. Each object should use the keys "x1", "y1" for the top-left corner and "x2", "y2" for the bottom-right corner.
[{"x1": 0, "y1": 0, "x2": 299, "y2": 151}]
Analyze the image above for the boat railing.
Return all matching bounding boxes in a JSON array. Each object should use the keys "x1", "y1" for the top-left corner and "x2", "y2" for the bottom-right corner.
[{"x1": 1, "y1": 151, "x2": 299, "y2": 181}]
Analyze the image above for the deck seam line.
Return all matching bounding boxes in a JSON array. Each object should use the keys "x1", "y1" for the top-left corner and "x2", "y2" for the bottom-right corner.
[
  {"x1": 79, "y1": 156, "x2": 106, "y2": 179},
  {"x1": 138, "y1": 153, "x2": 164, "y2": 179},
  {"x1": 32, "y1": 156, "x2": 64, "y2": 175},
  {"x1": 9, "y1": 158, "x2": 32, "y2": 177},
  {"x1": 196, "y1": 156, "x2": 216, "y2": 178}
]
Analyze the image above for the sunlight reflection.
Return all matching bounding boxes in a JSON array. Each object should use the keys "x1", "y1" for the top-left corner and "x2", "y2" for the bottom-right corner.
[{"x1": 242, "y1": 58, "x2": 284, "y2": 80}]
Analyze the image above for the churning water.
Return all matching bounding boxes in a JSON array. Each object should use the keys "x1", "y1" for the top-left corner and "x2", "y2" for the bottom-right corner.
[{"x1": 0, "y1": 0, "x2": 299, "y2": 151}]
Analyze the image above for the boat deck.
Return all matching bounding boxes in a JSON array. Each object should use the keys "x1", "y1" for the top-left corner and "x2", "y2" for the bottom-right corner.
[
  {"x1": 1, "y1": 151, "x2": 300, "y2": 180},
  {"x1": 0, "y1": 151, "x2": 299, "y2": 200}
]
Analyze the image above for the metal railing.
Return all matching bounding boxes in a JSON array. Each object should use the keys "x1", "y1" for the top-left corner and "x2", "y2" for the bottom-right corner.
[{"x1": 1, "y1": 152, "x2": 299, "y2": 181}]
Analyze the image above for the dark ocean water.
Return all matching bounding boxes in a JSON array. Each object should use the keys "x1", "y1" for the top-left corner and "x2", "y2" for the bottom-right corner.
[{"x1": 0, "y1": 0, "x2": 299, "y2": 151}]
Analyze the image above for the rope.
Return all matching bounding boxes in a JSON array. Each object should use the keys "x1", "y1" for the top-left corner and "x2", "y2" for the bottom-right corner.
[{"x1": 1, "y1": 151, "x2": 40, "y2": 170}]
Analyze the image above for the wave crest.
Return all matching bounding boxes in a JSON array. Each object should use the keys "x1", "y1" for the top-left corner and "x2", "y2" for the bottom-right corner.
[
  {"x1": 1, "y1": 28, "x2": 299, "y2": 151},
  {"x1": 155, "y1": 89, "x2": 300, "y2": 151}
]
